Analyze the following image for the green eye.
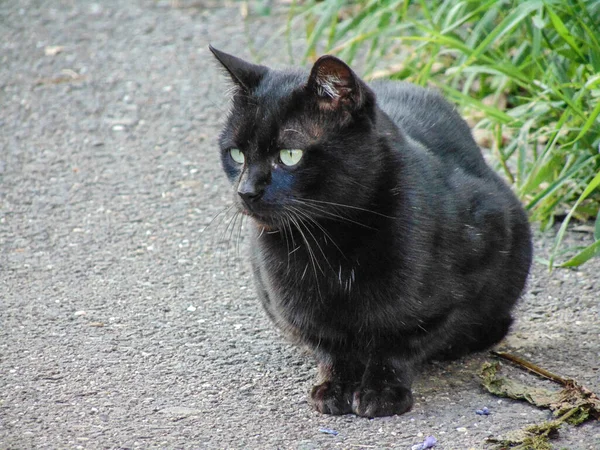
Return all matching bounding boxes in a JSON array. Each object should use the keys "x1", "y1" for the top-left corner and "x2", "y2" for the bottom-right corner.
[
  {"x1": 230, "y1": 148, "x2": 245, "y2": 164},
  {"x1": 279, "y1": 149, "x2": 303, "y2": 167}
]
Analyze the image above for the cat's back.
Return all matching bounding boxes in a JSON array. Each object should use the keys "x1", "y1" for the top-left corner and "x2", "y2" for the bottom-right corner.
[{"x1": 370, "y1": 80, "x2": 491, "y2": 178}]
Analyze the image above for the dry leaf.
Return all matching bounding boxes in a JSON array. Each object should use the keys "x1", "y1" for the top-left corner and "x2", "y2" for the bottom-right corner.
[
  {"x1": 481, "y1": 360, "x2": 600, "y2": 423},
  {"x1": 481, "y1": 360, "x2": 600, "y2": 449}
]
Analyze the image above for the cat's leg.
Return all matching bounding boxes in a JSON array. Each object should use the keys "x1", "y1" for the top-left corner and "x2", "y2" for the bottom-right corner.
[
  {"x1": 431, "y1": 311, "x2": 513, "y2": 360},
  {"x1": 310, "y1": 352, "x2": 364, "y2": 415},
  {"x1": 351, "y1": 356, "x2": 415, "y2": 417}
]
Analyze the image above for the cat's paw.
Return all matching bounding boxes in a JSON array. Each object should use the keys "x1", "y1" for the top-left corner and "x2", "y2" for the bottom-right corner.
[
  {"x1": 351, "y1": 385, "x2": 413, "y2": 417},
  {"x1": 310, "y1": 381, "x2": 354, "y2": 415}
]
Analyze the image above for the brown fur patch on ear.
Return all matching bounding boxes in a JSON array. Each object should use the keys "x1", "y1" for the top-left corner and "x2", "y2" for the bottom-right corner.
[{"x1": 317, "y1": 96, "x2": 348, "y2": 112}]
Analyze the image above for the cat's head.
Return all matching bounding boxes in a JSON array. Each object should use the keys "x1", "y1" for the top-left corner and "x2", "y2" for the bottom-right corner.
[{"x1": 211, "y1": 46, "x2": 385, "y2": 230}]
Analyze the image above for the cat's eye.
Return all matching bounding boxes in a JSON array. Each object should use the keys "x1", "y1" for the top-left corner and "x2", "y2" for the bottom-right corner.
[
  {"x1": 230, "y1": 148, "x2": 245, "y2": 164},
  {"x1": 279, "y1": 149, "x2": 303, "y2": 167}
]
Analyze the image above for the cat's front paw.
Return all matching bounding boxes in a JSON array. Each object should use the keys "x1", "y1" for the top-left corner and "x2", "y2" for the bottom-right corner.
[
  {"x1": 351, "y1": 385, "x2": 413, "y2": 417},
  {"x1": 310, "y1": 381, "x2": 354, "y2": 415}
]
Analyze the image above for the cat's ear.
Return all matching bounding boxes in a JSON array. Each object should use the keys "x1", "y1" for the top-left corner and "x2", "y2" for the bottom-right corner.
[
  {"x1": 209, "y1": 45, "x2": 267, "y2": 92},
  {"x1": 307, "y1": 55, "x2": 367, "y2": 110}
]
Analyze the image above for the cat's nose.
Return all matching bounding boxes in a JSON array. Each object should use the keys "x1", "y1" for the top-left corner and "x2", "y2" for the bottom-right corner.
[
  {"x1": 237, "y1": 167, "x2": 269, "y2": 205},
  {"x1": 237, "y1": 184, "x2": 264, "y2": 203}
]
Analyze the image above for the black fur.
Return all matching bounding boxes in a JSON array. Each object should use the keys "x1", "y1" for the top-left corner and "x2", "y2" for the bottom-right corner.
[{"x1": 210, "y1": 46, "x2": 533, "y2": 417}]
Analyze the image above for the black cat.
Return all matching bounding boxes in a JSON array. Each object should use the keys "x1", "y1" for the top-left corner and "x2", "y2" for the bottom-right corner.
[{"x1": 210, "y1": 45, "x2": 532, "y2": 417}]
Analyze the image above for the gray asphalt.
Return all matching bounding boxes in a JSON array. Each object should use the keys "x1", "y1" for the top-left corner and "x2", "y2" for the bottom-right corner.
[{"x1": 1, "y1": 1, "x2": 599, "y2": 449}]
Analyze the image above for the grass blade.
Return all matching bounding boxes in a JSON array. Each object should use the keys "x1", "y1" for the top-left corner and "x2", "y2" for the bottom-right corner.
[
  {"x1": 550, "y1": 167, "x2": 600, "y2": 268},
  {"x1": 559, "y1": 240, "x2": 600, "y2": 267},
  {"x1": 545, "y1": 4, "x2": 586, "y2": 61}
]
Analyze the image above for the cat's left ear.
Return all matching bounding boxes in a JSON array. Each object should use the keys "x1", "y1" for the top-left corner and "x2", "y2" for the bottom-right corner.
[
  {"x1": 209, "y1": 45, "x2": 267, "y2": 92},
  {"x1": 307, "y1": 55, "x2": 368, "y2": 111}
]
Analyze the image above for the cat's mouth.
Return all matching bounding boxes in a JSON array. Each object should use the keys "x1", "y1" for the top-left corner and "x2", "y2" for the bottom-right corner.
[{"x1": 241, "y1": 209, "x2": 281, "y2": 232}]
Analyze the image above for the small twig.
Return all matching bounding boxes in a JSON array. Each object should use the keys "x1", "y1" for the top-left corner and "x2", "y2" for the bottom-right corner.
[
  {"x1": 555, "y1": 406, "x2": 582, "y2": 424},
  {"x1": 490, "y1": 351, "x2": 571, "y2": 386}
]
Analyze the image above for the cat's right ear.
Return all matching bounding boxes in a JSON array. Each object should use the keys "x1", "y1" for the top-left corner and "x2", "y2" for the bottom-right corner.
[{"x1": 209, "y1": 45, "x2": 267, "y2": 92}]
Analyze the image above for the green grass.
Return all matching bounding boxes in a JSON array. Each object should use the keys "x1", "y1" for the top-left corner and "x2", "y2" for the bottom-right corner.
[{"x1": 283, "y1": 0, "x2": 600, "y2": 268}]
